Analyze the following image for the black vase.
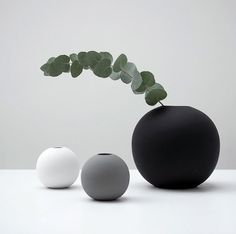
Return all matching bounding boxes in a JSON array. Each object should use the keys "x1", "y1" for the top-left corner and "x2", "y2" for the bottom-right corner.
[{"x1": 132, "y1": 106, "x2": 220, "y2": 189}]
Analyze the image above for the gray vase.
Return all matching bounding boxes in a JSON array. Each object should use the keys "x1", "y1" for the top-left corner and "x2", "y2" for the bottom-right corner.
[{"x1": 81, "y1": 153, "x2": 130, "y2": 201}]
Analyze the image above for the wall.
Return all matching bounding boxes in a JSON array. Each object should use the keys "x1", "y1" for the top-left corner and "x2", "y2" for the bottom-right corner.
[{"x1": 0, "y1": 0, "x2": 235, "y2": 168}]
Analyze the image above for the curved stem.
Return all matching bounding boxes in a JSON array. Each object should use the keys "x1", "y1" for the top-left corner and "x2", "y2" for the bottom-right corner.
[{"x1": 159, "y1": 101, "x2": 164, "y2": 106}]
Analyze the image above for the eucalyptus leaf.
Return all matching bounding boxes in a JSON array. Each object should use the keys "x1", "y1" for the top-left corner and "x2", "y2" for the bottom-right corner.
[
  {"x1": 71, "y1": 61, "x2": 83, "y2": 78},
  {"x1": 47, "y1": 57, "x2": 55, "y2": 64},
  {"x1": 41, "y1": 63, "x2": 50, "y2": 76},
  {"x1": 54, "y1": 55, "x2": 70, "y2": 73},
  {"x1": 132, "y1": 71, "x2": 155, "y2": 94},
  {"x1": 54, "y1": 62, "x2": 70, "y2": 73},
  {"x1": 131, "y1": 73, "x2": 143, "y2": 90},
  {"x1": 44, "y1": 71, "x2": 50, "y2": 76},
  {"x1": 55, "y1": 55, "x2": 70, "y2": 64},
  {"x1": 100, "y1": 52, "x2": 113, "y2": 63},
  {"x1": 86, "y1": 51, "x2": 101, "y2": 69},
  {"x1": 62, "y1": 64, "x2": 70, "y2": 72},
  {"x1": 120, "y1": 62, "x2": 142, "y2": 90},
  {"x1": 140, "y1": 71, "x2": 155, "y2": 87},
  {"x1": 93, "y1": 59, "x2": 112, "y2": 78},
  {"x1": 120, "y1": 71, "x2": 132, "y2": 84},
  {"x1": 48, "y1": 62, "x2": 62, "y2": 77},
  {"x1": 132, "y1": 84, "x2": 146, "y2": 94},
  {"x1": 40, "y1": 63, "x2": 50, "y2": 72},
  {"x1": 70, "y1": 53, "x2": 78, "y2": 62},
  {"x1": 109, "y1": 71, "x2": 121, "y2": 80},
  {"x1": 78, "y1": 52, "x2": 89, "y2": 69},
  {"x1": 113, "y1": 54, "x2": 127, "y2": 72},
  {"x1": 145, "y1": 83, "x2": 167, "y2": 105},
  {"x1": 121, "y1": 62, "x2": 137, "y2": 75},
  {"x1": 40, "y1": 51, "x2": 167, "y2": 106}
]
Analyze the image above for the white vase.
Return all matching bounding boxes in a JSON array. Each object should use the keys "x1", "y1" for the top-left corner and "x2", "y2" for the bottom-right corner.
[{"x1": 36, "y1": 147, "x2": 80, "y2": 188}]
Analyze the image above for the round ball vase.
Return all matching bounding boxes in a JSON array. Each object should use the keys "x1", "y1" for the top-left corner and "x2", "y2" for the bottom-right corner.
[
  {"x1": 81, "y1": 153, "x2": 130, "y2": 201},
  {"x1": 132, "y1": 106, "x2": 220, "y2": 189},
  {"x1": 36, "y1": 147, "x2": 80, "y2": 188}
]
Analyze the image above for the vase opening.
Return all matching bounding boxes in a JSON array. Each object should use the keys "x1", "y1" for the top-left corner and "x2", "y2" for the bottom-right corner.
[{"x1": 98, "y1": 153, "x2": 112, "y2": 155}]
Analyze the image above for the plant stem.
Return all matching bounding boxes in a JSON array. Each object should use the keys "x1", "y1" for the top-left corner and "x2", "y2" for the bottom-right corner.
[{"x1": 159, "y1": 101, "x2": 164, "y2": 106}]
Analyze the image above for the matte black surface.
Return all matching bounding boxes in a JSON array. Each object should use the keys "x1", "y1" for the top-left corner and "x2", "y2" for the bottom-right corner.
[{"x1": 132, "y1": 106, "x2": 220, "y2": 189}]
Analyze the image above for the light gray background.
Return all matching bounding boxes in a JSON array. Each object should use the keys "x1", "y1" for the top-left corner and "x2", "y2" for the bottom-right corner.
[{"x1": 0, "y1": 0, "x2": 235, "y2": 169}]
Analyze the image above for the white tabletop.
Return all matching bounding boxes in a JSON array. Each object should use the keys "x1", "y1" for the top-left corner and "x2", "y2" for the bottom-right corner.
[{"x1": 0, "y1": 170, "x2": 235, "y2": 234}]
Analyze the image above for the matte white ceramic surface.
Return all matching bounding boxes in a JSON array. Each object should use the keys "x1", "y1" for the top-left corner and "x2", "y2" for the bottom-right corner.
[{"x1": 36, "y1": 147, "x2": 79, "y2": 188}]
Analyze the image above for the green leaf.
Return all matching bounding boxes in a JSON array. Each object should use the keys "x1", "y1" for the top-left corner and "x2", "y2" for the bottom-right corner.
[
  {"x1": 47, "y1": 57, "x2": 55, "y2": 64},
  {"x1": 120, "y1": 62, "x2": 140, "y2": 84},
  {"x1": 78, "y1": 52, "x2": 89, "y2": 69},
  {"x1": 41, "y1": 61, "x2": 62, "y2": 77},
  {"x1": 145, "y1": 83, "x2": 167, "y2": 105},
  {"x1": 40, "y1": 51, "x2": 167, "y2": 106},
  {"x1": 40, "y1": 63, "x2": 50, "y2": 76},
  {"x1": 118, "y1": 62, "x2": 142, "y2": 88},
  {"x1": 86, "y1": 51, "x2": 101, "y2": 69},
  {"x1": 131, "y1": 74, "x2": 142, "y2": 91},
  {"x1": 93, "y1": 59, "x2": 112, "y2": 78},
  {"x1": 100, "y1": 52, "x2": 113, "y2": 63},
  {"x1": 40, "y1": 58, "x2": 55, "y2": 75},
  {"x1": 120, "y1": 73, "x2": 132, "y2": 83},
  {"x1": 54, "y1": 63, "x2": 70, "y2": 73},
  {"x1": 109, "y1": 71, "x2": 121, "y2": 80},
  {"x1": 113, "y1": 54, "x2": 127, "y2": 72},
  {"x1": 132, "y1": 71, "x2": 155, "y2": 94},
  {"x1": 140, "y1": 71, "x2": 155, "y2": 87},
  {"x1": 70, "y1": 53, "x2": 78, "y2": 62},
  {"x1": 120, "y1": 73, "x2": 132, "y2": 84},
  {"x1": 48, "y1": 62, "x2": 63, "y2": 77},
  {"x1": 71, "y1": 61, "x2": 83, "y2": 78},
  {"x1": 40, "y1": 63, "x2": 50, "y2": 72},
  {"x1": 62, "y1": 64, "x2": 70, "y2": 72},
  {"x1": 54, "y1": 55, "x2": 70, "y2": 64},
  {"x1": 54, "y1": 55, "x2": 70, "y2": 73},
  {"x1": 132, "y1": 84, "x2": 146, "y2": 94}
]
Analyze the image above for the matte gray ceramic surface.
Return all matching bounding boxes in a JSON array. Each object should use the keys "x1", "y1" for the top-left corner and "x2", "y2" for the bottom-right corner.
[{"x1": 81, "y1": 153, "x2": 130, "y2": 201}]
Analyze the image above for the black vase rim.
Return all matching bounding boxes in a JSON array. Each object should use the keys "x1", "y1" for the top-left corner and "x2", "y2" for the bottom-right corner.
[
  {"x1": 152, "y1": 105, "x2": 199, "y2": 112},
  {"x1": 156, "y1": 105, "x2": 194, "y2": 108}
]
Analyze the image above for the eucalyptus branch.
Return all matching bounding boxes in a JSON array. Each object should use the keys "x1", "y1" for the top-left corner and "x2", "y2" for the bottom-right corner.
[{"x1": 40, "y1": 51, "x2": 167, "y2": 106}]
